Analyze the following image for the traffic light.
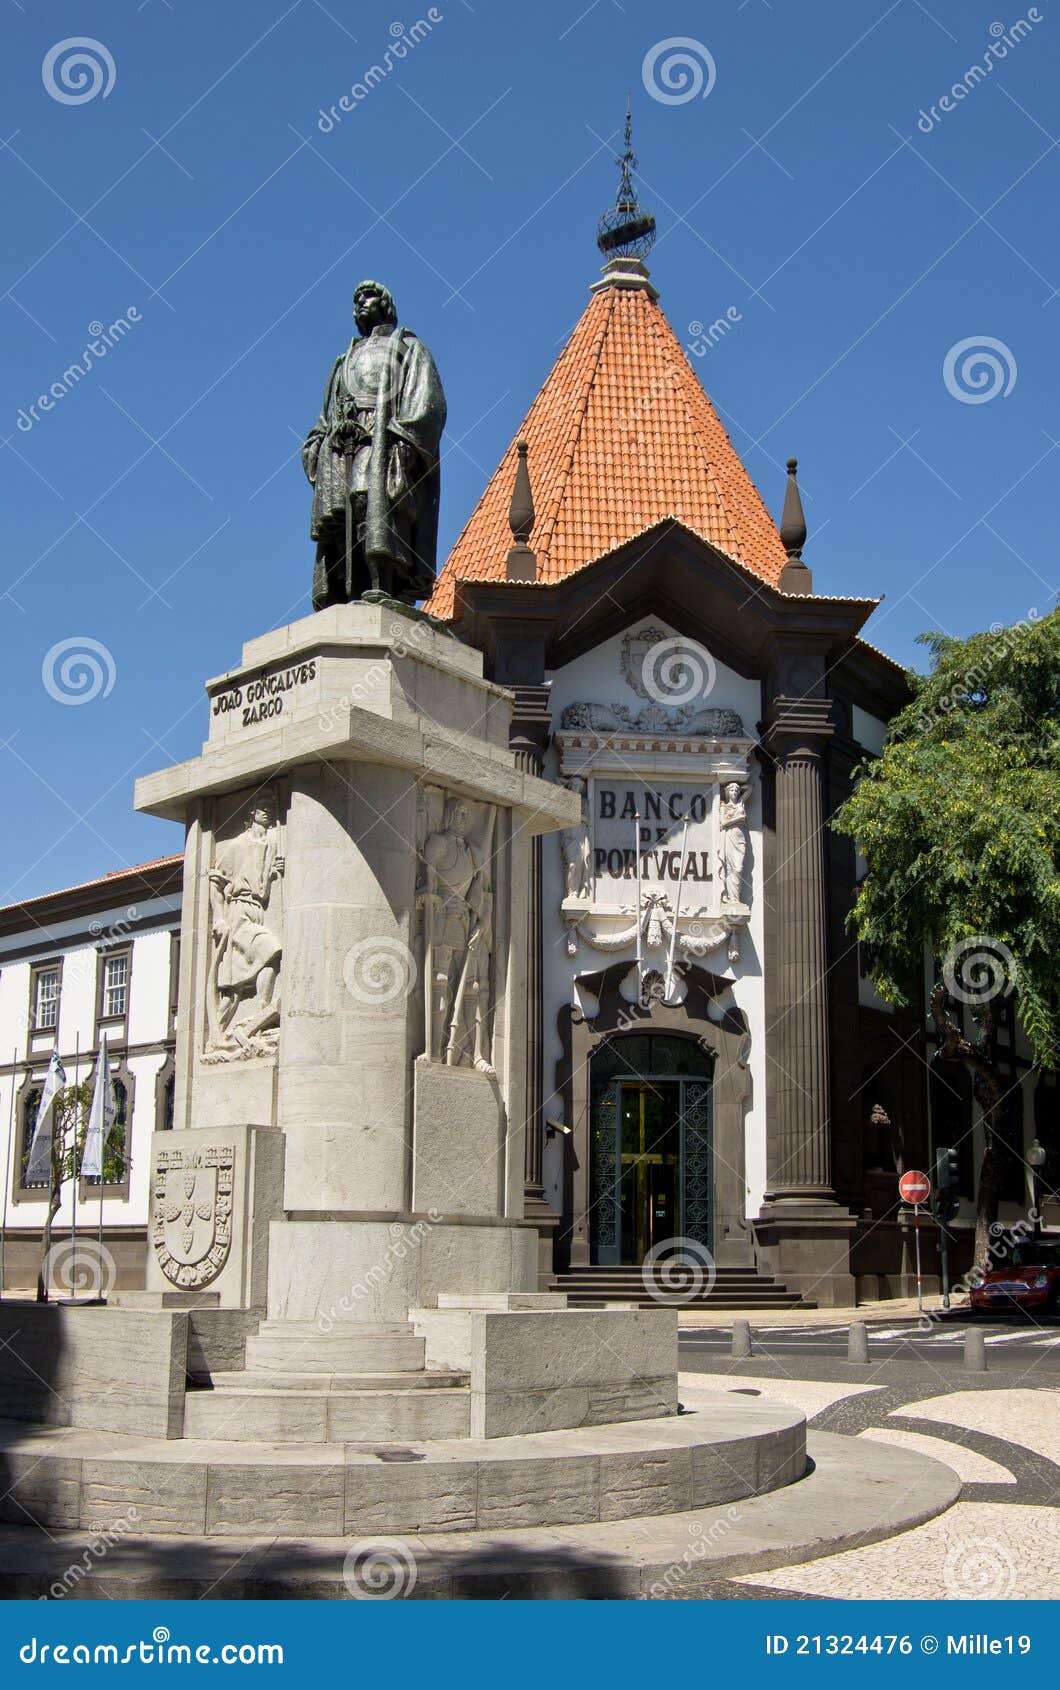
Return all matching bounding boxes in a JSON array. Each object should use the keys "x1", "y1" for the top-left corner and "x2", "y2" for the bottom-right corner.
[{"x1": 933, "y1": 1146, "x2": 961, "y2": 1221}]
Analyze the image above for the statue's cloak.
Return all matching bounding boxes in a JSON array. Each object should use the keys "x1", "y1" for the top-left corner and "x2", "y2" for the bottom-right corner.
[{"x1": 303, "y1": 327, "x2": 445, "y2": 600}]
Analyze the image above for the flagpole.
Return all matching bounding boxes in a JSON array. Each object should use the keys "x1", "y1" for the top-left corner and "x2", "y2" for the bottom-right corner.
[
  {"x1": 69, "y1": 1034, "x2": 79, "y2": 1301},
  {"x1": 82, "y1": 1030, "x2": 113, "y2": 1301},
  {"x1": 634, "y1": 812, "x2": 643, "y2": 1000},
  {"x1": 0, "y1": 1046, "x2": 16, "y2": 1300},
  {"x1": 97, "y1": 1087, "x2": 105, "y2": 1285},
  {"x1": 666, "y1": 815, "x2": 691, "y2": 1002}
]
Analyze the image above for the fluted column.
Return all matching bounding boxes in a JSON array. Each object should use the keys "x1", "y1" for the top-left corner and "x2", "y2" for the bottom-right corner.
[
  {"x1": 764, "y1": 698, "x2": 836, "y2": 1200},
  {"x1": 512, "y1": 758, "x2": 545, "y2": 1197},
  {"x1": 508, "y1": 686, "x2": 552, "y2": 1209}
]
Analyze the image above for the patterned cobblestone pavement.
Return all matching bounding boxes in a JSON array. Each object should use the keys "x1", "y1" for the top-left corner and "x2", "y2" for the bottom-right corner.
[{"x1": 678, "y1": 1360, "x2": 1060, "y2": 1600}]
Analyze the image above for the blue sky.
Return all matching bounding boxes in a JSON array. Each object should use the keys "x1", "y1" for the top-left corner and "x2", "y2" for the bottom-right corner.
[{"x1": 2, "y1": 0, "x2": 1058, "y2": 900}]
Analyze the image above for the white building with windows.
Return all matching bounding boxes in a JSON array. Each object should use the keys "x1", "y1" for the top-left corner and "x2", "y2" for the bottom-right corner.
[{"x1": 0, "y1": 857, "x2": 181, "y2": 1290}]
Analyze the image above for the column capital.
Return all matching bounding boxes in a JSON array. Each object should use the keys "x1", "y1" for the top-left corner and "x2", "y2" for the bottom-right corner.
[
  {"x1": 759, "y1": 695, "x2": 836, "y2": 755},
  {"x1": 509, "y1": 683, "x2": 552, "y2": 772}
]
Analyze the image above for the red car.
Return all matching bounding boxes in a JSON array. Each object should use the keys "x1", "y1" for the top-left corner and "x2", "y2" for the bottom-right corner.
[{"x1": 969, "y1": 1241, "x2": 1060, "y2": 1313}]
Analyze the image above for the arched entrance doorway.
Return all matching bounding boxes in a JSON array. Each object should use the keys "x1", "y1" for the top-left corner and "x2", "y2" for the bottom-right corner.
[{"x1": 589, "y1": 1033, "x2": 713, "y2": 1265}]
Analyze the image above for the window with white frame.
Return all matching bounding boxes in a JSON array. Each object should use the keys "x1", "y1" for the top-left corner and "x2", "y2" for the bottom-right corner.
[
  {"x1": 102, "y1": 953, "x2": 129, "y2": 1018},
  {"x1": 34, "y1": 968, "x2": 59, "y2": 1030}
]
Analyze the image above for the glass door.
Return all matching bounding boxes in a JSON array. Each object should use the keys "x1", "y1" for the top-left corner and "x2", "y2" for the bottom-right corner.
[{"x1": 589, "y1": 1035, "x2": 714, "y2": 1265}]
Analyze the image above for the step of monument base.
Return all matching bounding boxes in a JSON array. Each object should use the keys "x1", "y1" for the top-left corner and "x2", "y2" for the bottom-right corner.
[
  {"x1": 0, "y1": 1433, "x2": 960, "y2": 1599},
  {"x1": 243, "y1": 1330, "x2": 426, "y2": 1374},
  {"x1": 0, "y1": 1394, "x2": 805, "y2": 1538},
  {"x1": 182, "y1": 1385, "x2": 472, "y2": 1443},
  {"x1": 201, "y1": 1369, "x2": 470, "y2": 1393},
  {"x1": 255, "y1": 1320, "x2": 414, "y2": 1335}
]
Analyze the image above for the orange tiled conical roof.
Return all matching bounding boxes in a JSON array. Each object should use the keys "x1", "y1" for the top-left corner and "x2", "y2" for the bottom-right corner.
[{"x1": 425, "y1": 268, "x2": 789, "y2": 619}]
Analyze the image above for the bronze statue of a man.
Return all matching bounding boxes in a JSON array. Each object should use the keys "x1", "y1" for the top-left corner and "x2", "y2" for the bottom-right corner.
[{"x1": 302, "y1": 280, "x2": 447, "y2": 608}]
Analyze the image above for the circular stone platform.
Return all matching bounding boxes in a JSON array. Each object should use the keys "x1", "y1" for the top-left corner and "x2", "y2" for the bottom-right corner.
[
  {"x1": 0, "y1": 1433, "x2": 961, "y2": 1600},
  {"x1": 0, "y1": 1393, "x2": 804, "y2": 1540}
]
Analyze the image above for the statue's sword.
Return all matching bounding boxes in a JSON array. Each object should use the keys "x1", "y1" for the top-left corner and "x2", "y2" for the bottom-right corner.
[{"x1": 343, "y1": 432, "x2": 356, "y2": 604}]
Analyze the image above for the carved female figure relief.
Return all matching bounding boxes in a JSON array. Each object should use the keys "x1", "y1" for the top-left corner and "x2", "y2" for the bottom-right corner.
[
  {"x1": 560, "y1": 777, "x2": 592, "y2": 901},
  {"x1": 719, "y1": 781, "x2": 751, "y2": 907}
]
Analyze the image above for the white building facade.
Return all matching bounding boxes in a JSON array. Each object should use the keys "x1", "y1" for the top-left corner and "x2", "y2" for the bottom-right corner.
[{"x1": 0, "y1": 859, "x2": 181, "y2": 1290}]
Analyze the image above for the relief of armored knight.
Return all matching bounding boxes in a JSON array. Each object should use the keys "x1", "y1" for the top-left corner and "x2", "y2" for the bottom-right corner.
[{"x1": 416, "y1": 790, "x2": 496, "y2": 1073}]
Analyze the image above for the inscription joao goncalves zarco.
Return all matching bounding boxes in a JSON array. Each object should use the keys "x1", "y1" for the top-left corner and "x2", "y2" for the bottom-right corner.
[{"x1": 212, "y1": 659, "x2": 318, "y2": 728}]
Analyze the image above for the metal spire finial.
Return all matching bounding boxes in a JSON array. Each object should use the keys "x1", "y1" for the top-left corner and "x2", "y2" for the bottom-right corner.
[{"x1": 596, "y1": 95, "x2": 656, "y2": 262}]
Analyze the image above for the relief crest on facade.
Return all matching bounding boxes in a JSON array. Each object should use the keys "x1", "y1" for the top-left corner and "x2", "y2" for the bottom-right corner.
[{"x1": 151, "y1": 1143, "x2": 234, "y2": 1289}]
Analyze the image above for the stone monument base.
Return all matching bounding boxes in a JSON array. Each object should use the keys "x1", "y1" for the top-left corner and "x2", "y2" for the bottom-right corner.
[{"x1": 265, "y1": 1215, "x2": 538, "y2": 1323}]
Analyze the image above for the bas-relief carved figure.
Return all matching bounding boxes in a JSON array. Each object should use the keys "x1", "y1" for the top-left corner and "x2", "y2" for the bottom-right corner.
[
  {"x1": 719, "y1": 781, "x2": 751, "y2": 906},
  {"x1": 302, "y1": 279, "x2": 447, "y2": 609},
  {"x1": 152, "y1": 1144, "x2": 234, "y2": 1289},
  {"x1": 418, "y1": 794, "x2": 496, "y2": 1072},
  {"x1": 560, "y1": 777, "x2": 592, "y2": 901},
  {"x1": 204, "y1": 793, "x2": 284, "y2": 1062},
  {"x1": 558, "y1": 700, "x2": 745, "y2": 737}
]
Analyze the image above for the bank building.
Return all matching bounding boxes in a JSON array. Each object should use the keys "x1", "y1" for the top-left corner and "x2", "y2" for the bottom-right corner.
[{"x1": 0, "y1": 148, "x2": 1048, "y2": 1320}]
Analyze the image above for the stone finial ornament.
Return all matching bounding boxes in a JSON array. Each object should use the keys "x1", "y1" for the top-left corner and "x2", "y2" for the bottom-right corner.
[
  {"x1": 505, "y1": 440, "x2": 537, "y2": 582},
  {"x1": 778, "y1": 456, "x2": 813, "y2": 595}
]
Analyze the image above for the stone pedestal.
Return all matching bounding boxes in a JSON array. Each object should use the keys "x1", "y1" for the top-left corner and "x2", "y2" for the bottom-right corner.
[{"x1": 135, "y1": 604, "x2": 578, "y2": 1322}]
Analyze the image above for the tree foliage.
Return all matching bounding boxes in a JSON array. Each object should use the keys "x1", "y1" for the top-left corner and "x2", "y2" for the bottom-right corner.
[{"x1": 833, "y1": 608, "x2": 1060, "y2": 1070}]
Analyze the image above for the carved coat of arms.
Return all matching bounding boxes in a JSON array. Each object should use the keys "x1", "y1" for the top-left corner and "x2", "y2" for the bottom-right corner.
[
  {"x1": 151, "y1": 1146, "x2": 234, "y2": 1289},
  {"x1": 619, "y1": 626, "x2": 670, "y2": 700}
]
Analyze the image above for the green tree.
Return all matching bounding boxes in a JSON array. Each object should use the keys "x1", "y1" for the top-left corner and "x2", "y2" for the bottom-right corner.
[{"x1": 832, "y1": 608, "x2": 1060, "y2": 1264}]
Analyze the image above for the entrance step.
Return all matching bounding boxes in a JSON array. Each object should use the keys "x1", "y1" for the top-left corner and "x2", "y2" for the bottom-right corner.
[
  {"x1": 182, "y1": 1385, "x2": 472, "y2": 1444},
  {"x1": 549, "y1": 1268, "x2": 811, "y2": 1310}
]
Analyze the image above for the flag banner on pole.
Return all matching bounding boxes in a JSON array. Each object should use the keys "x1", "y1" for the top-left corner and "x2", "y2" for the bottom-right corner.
[
  {"x1": 25, "y1": 1050, "x2": 67, "y2": 1186},
  {"x1": 81, "y1": 1033, "x2": 115, "y2": 1180}
]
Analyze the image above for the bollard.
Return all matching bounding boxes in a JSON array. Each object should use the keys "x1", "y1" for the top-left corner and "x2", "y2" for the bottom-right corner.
[
  {"x1": 731, "y1": 1318, "x2": 752, "y2": 1359},
  {"x1": 964, "y1": 1327, "x2": 988, "y2": 1373},
  {"x1": 847, "y1": 1320, "x2": 869, "y2": 1363}
]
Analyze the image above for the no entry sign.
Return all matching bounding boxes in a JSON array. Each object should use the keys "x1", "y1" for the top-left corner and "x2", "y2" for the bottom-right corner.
[{"x1": 899, "y1": 1169, "x2": 931, "y2": 1205}]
